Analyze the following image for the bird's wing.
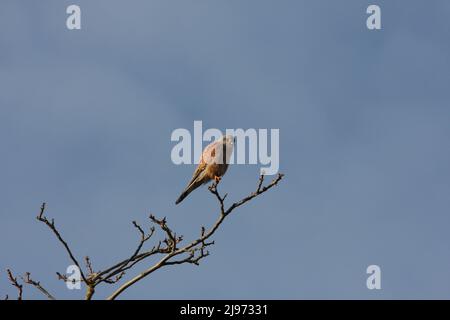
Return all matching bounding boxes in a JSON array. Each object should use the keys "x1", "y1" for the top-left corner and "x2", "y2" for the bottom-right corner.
[
  {"x1": 186, "y1": 161, "x2": 207, "y2": 187},
  {"x1": 185, "y1": 140, "x2": 218, "y2": 187}
]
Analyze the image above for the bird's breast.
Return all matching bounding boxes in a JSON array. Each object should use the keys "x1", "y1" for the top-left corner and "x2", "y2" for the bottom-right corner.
[{"x1": 206, "y1": 163, "x2": 229, "y2": 179}]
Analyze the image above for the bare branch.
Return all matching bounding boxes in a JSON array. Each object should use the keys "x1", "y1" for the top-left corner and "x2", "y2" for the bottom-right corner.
[
  {"x1": 36, "y1": 203, "x2": 89, "y2": 285},
  {"x1": 224, "y1": 173, "x2": 284, "y2": 215},
  {"x1": 85, "y1": 257, "x2": 94, "y2": 276},
  {"x1": 8, "y1": 174, "x2": 284, "y2": 300},
  {"x1": 257, "y1": 174, "x2": 265, "y2": 193},
  {"x1": 149, "y1": 215, "x2": 180, "y2": 252},
  {"x1": 56, "y1": 272, "x2": 68, "y2": 282},
  {"x1": 92, "y1": 221, "x2": 157, "y2": 285},
  {"x1": 21, "y1": 272, "x2": 55, "y2": 300},
  {"x1": 103, "y1": 271, "x2": 125, "y2": 284},
  {"x1": 106, "y1": 173, "x2": 284, "y2": 300},
  {"x1": 6, "y1": 269, "x2": 23, "y2": 300}
]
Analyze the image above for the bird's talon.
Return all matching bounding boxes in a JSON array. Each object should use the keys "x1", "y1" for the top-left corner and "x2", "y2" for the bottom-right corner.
[{"x1": 214, "y1": 176, "x2": 221, "y2": 183}]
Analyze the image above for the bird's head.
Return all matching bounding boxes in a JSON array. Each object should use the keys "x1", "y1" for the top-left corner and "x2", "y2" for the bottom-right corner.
[
  {"x1": 219, "y1": 135, "x2": 235, "y2": 164},
  {"x1": 223, "y1": 134, "x2": 235, "y2": 147}
]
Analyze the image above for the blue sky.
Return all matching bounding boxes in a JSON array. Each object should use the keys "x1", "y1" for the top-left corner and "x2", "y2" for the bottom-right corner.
[{"x1": 1, "y1": 0, "x2": 450, "y2": 299}]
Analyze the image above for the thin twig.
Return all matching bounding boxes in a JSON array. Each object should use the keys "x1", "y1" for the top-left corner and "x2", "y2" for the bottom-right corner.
[
  {"x1": 21, "y1": 272, "x2": 55, "y2": 300},
  {"x1": 6, "y1": 269, "x2": 23, "y2": 300},
  {"x1": 85, "y1": 257, "x2": 94, "y2": 276},
  {"x1": 106, "y1": 173, "x2": 284, "y2": 300},
  {"x1": 93, "y1": 221, "x2": 156, "y2": 285},
  {"x1": 36, "y1": 203, "x2": 89, "y2": 285},
  {"x1": 7, "y1": 174, "x2": 283, "y2": 300}
]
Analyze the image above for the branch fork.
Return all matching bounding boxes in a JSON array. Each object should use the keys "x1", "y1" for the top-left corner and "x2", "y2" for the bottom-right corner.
[{"x1": 4, "y1": 173, "x2": 284, "y2": 300}]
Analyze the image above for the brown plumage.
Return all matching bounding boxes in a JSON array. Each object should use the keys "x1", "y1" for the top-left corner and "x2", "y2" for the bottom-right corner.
[{"x1": 175, "y1": 135, "x2": 234, "y2": 205}]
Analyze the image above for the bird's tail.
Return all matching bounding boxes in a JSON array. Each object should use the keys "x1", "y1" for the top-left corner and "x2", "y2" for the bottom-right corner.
[{"x1": 175, "y1": 180, "x2": 202, "y2": 205}]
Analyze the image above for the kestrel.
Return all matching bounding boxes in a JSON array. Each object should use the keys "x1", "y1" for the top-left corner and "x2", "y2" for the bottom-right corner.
[{"x1": 175, "y1": 135, "x2": 235, "y2": 205}]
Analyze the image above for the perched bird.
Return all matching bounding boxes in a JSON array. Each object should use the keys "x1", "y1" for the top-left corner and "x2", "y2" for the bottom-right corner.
[{"x1": 175, "y1": 135, "x2": 235, "y2": 205}]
